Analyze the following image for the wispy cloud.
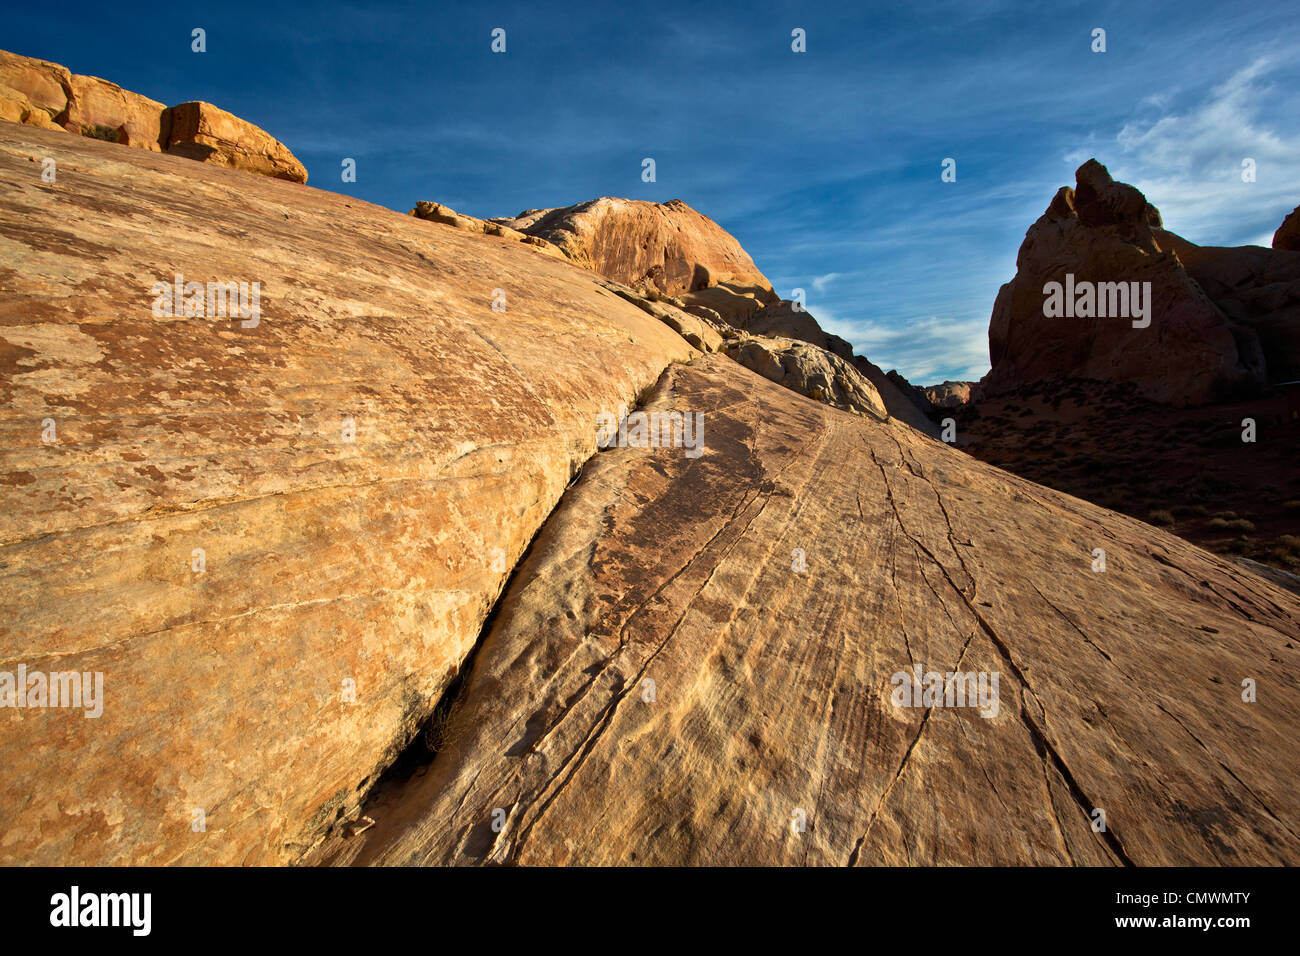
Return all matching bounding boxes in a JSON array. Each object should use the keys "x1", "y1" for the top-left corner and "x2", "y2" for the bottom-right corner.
[{"x1": 1068, "y1": 57, "x2": 1300, "y2": 245}]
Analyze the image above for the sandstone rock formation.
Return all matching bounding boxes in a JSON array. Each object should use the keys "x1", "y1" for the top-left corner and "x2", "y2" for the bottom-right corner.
[
  {"x1": 321, "y1": 352, "x2": 1300, "y2": 866},
  {"x1": 982, "y1": 159, "x2": 1272, "y2": 405},
  {"x1": 5, "y1": 123, "x2": 1299, "y2": 869},
  {"x1": 728, "y1": 299, "x2": 940, "y2": 434},
  {"x1": 0, "y1": 120, "x2": 691, "y2": 865},
  {"x1": 1274, "y1": 204, "x2": 1300, "y2": 252},
  {"x1": 163, "y1": 101, "x2": 306, "y2": 183},
  {"x1": 411, "y1": 200, "x2": 567, "y2": 260},
  {"x1": 0, "y1": 49, "x2": 70, "y2": 126},
  {"x1": 724, "y1": 333, "x2": 888, "y2": 419},
  {"x1": 1154, "y1": 230, "x2": 1300, "y2": 384},
  {"x1": 0, "y1": 48, "x2": 306, "y2": 182},
  {"x1": 65, "y1": 74, "x2": 168, "y2": 151},
  {"x1": 493, "y1": 197, "x2": 778, "y2": 322},
  {"x1": 924, "y1": 381, "x2": 975, "y2": 409}
]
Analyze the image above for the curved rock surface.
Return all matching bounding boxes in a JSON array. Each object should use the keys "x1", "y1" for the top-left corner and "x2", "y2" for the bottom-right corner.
[
  {"x1": 164, "y1": 101, "x2": 306, "y2": 183},
  {"x1": 493, "y1": 197, "x2": 777, "y2": 320},
  {"x1": 324, "y1": 352, "x2": 1300, "y2": 866},
  {"x1": 982, "y1": 160, "x2": 1269, "y2": 405},
  {"x1": 65, "y1": 74, "x2": 168, "y2": 151},
  {"x1": 5, "y1": 122, "x2": 1299, "y2": 869},
  {"x1": 0, "y1": 121, "x2": 691, "y2": 865},
  {"x1": 725, "y1": 333, "x2": 888, "y2": 419}
]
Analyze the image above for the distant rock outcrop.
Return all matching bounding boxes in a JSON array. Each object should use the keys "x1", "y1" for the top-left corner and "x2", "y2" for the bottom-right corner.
[
  {"x1": 0, "y1": 48, "x2": 306, "y2": 182},
  {"x1": 724, "y1": 333, "x2": 888, "y2": 419},
  {"x1": 924, "y1": 380, "x2": 976, "y2": 409},
  {"x1": 493, "y1": 197, "x2": 778, "y2": 322},
  {"x1": 982, "y1": 159, "x2": 1277, "y2": 406},
  {"x1": 410, "y1": 200, "x2": 567, "y2": 260},
  {"x1": 164, "y1": 101, "x2": 306, "y2": 183}
]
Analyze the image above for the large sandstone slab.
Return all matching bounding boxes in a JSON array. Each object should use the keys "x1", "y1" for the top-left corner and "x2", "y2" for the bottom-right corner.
[
  {"x1": 0, "y1": 122, "x2": 693, "y2": 864},
  {"x1": 326, "y1": 353, "x2": 1300, "y2": 866}
]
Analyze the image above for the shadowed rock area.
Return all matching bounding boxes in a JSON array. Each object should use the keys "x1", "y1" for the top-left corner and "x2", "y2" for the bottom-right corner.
[{"x1": 981, "y1": 159, "x2": 1300, "y2": 406}]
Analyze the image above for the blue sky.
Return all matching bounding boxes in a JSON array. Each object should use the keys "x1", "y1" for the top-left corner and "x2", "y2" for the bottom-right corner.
[{"x1": 8, "y1": 1, "x2": 1300, "y2": 384}]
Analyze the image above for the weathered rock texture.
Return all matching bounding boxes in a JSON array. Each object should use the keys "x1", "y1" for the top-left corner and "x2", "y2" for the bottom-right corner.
[
  {"x1": 0, "y1": 121, "x2": 692, "y2": 865},
  {"x1": 64, "y1": 74, "x2": 169, "y2": 151},
  {"x1": 983, "y1": 159, "x2": 1284, "y2": 405},
  {"x1": 493, "y1": 197, "x2": 778, "y2": 322},
  {"x1": 731, "y1": 299, "x2": 940, "y2": 434},
  {"x1": 6, "y1": 123, "x2": 1299, "y2": 869},
  {"x1": 724, "y1": 333, "x2": 888, "y2": 419},
  {"x1": 0, "y1": 48, "x2": 306, "y2": 182},
  {"x1": 324, "y1": 352, "x2": 1300, "y2": 866},
  {"x1": 164, "y1": 101, "x2": 306, "y2": 183}
]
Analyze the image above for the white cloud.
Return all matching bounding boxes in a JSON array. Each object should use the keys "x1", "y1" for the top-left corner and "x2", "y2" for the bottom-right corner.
[
  {"x1": 810, "y1": 272, "x2": 842, "y2": 294},
  {"x1": 811, "y1": 308, "x2": 990, "y2": 385},
  {"x1": 1069, "y1": 57, "x2": 1299, "y2": 245}
]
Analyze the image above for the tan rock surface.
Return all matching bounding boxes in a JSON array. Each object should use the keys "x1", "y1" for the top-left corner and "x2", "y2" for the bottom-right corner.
[
  {"x1": 327, "y1": 352, "x2": 1300, "y2": 866},
  {"x1": 64, "y1": 74, "x2": 168, "y2": 150},
  {"x1": 731, "y1": 299, "x2": 940, "y2": 435},
  {"x1": 411, "y1": 200, "x2": 567, "y2": 260},
  {"x1": 494, "y1": 197, "x2": 777, "y2": 317},
  {"x1": 0, "y1": 121, "x2": 694, "y2": 865},
  {"x1": 0, "y1": 50, "x2": 71, "y2": 124},
  {"x1": 164, "y1": 101, "x2": 307, "y2": 183},
  {"x1": 725, "y1": 333, "x2": 888, "y2": 419},
  {"x1": 0, "y1": 83, "x2": 62, "y2": 131}
]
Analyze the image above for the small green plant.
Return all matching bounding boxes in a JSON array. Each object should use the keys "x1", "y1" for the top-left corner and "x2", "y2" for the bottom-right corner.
[{"x1": 83, "y1": 124, "x2": 120, "y2": 143}]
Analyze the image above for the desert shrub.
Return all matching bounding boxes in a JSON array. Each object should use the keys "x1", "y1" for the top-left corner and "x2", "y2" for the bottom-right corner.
[
  {"x1": 83, "y1": 124, "x2": 120, "y2": 142},
  {"x1": 1147, "y1": 509, "x2": 1176, "y2": 527}
]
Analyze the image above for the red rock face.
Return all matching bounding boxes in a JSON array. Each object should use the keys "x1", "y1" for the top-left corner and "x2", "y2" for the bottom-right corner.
[
  {"x1": 494, "y1": 197, "x2": 777, "y2": 320},
  {"x1": 982, "y1": 160, "x2": 1269, "y2": 406}
]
